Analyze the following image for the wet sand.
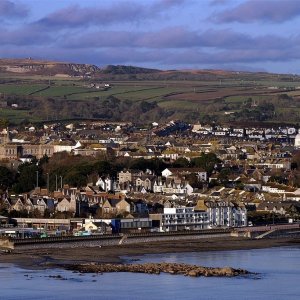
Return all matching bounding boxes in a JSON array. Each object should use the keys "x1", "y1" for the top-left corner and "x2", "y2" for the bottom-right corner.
[{"x1": 1, "y1": 237, "x2": 299, "y2": 269}]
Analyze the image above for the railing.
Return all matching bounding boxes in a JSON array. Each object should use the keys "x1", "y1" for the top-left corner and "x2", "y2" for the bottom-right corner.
[
  {"x1": 235, "y1": 223, "x2": 300, "y2": 232},
  {"x1": 10, "y1": 228, "x2": 232, "y2": 245},
  {"x1": 11, "y1": 234, "x2": 120, "y2": 244}
]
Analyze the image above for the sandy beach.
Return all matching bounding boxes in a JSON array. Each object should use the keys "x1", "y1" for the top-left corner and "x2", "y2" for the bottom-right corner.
[{"x1": 1, "y1": 237, "x2": 299, "y2": 269}]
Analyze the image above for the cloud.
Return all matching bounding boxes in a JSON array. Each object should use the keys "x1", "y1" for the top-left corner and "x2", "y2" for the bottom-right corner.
[
  {"x1": 64, "y1": 27, "x2": 197, "y2": 49},
  {"x1": 1, "y1": 0, "x2": 300, "y2": 73},
  {"x1": 166, "y1": 48, "x2": 300, "y2": 65},
  {"x1": 158, "y1": 0, "x2": 186, "y2": 7},
  {"x1": 212, "y1": 0, "x2": 300, "y2": 23},
  {"x1": 2, "y1": 44, "x2": 300, "y2": 71},
  {"x1": 209, "y1": 0, "x2": 231, "y2": 6},
  {"x1": 0, "y1": 0, "x2": 28, "y2": 18},
  {"x1": 0, "y1": 25, "x2": 54, "y2": 45},
  {"x1": 59, "y1": 27, "x2": 294, "y2": 51},
  {"x1": 36, "y1": 0, "x2": 185, "y2": 28}
]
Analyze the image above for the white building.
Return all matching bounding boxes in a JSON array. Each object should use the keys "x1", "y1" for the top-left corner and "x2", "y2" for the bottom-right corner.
[
  {"x1": 294, "y1": 130, "x2": 300, "y2": 148},
  {"x1": 160, "y1": 207, "x2": 209, "y2": 231},
  {"x1": 96, "y1": 177, "x2": 115, "y2": 192},
  {"x1": 203, "y1": 201, "x2": 247, "y2": 227},
  {"x1": 153, "y1": 180, "x2": 193, "y2": 196},
  {"x1": 161, "y1": 168, "x2": 207, "y2": 181}
]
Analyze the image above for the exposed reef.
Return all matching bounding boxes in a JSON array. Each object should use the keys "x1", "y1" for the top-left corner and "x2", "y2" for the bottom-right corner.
[{"x1": 65, "y1": 262, "x2": 252, "y2": 277}]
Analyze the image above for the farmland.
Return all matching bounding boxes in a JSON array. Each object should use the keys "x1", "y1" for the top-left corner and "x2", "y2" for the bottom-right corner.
[{"x1": 1, "y1": 64, "x2": 300, "y2": 125}]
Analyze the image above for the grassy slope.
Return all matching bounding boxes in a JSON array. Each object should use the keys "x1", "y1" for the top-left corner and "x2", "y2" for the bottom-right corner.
[{"x1": 1, "y1": 71, "x2": 300, "y2": 124}]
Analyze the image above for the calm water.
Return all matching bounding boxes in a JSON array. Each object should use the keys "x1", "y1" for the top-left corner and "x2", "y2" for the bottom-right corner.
[{"x1": 0, "y1": 246, "x2": 300, "y2": 300}]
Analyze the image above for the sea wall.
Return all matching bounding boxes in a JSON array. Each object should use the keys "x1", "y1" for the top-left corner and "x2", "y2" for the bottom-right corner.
[{"x1": 14, "y1": 232, "x2": 232, "y2": 250}]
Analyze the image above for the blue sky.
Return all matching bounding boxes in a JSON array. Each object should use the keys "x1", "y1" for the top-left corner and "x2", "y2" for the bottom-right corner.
[{"x1": 1, "y1": 0, "x2": 300, "y2": 73}]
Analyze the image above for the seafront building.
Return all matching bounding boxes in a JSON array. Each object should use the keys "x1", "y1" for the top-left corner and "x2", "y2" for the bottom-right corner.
[{"x1": 150, "y1": 207, "x2": 210, "y2": 231}]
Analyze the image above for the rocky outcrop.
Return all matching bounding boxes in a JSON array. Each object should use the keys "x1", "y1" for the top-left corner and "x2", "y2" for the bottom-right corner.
[
  {"x1": 0, "y1": 59, "x2": 100, "y2": 76},
  {"x1": 64, "y1": 262, "x2": 251, "y2": 277}
]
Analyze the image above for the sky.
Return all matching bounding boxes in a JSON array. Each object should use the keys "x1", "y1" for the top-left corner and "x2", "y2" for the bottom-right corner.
[{"x1": 1, "y1": 0, "x2": 300, "y2": 74}]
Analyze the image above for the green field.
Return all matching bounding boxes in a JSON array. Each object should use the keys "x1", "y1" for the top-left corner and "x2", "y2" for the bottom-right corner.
[
  {"x1": 0, "y1": 84, "x2": 48, "y2": 95},
  {"x1": 0, "y1": 108, "x2": 41, "y2": 123},
  {"x1": 0, "y1": 72, "x2": 300, "y2": 125},
  {"x1": 37, "y1": 85, "x2": 90, "y2": 97}
]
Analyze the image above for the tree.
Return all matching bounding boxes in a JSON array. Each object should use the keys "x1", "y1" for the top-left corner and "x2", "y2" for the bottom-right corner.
[
  {"x1": 185, "y1": 173, "x2": 203, "y2": 189},
  {"x1": 28, "y1": 208, "x2": 42, "y2": 218},
  {"x1": 0, "y1": 166, "x2": 14, "y2": 191},
  {"x1": 0, "y1": 118, "x2": 9, "y2": 128},
  {"x1": 172, "y1": 157, "x2": 190, "y2": 168},
  {"x1": 127, "y1": 158, "x2": 167, "y2": 174},
  {"x1": 191, "y1": 153, "x2": 220, "y2": 174},
  {"x1": 39, "y1": 154, "x2": 49, "y2": 166},
  {"x1": 94, "y1": 160, "x2": 114, "y2": 176},
  {"x1": 64, "y1": 170, "x2": 87, "y2": 188},
  {"x1": 13, "y1": 162, "x2": 44, "y2": 193},
  {"x1": 217, "y1": 168, "x2": 231, "y2": 184}
]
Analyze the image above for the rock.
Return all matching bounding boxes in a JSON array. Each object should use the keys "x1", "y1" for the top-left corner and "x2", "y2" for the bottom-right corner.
[
  {"x1": 188, "y1": 270, "x2": 199, "y2": 277},
  {"x1": 64, "y1": 262, "x2": 252, "y2": 278}
]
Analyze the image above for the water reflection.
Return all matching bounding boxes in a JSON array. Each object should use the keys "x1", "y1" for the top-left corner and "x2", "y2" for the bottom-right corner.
[{"x1": 0, "y1": 246, "x2": 299, "y2": 300}]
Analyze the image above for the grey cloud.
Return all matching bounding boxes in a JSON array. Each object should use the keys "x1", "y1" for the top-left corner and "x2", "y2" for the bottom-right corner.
[
  {"x1": 0, "y1": 19, "x2": 296, "y2": 56},
  {"x1": 209, "y1": 0, "x2": 231, "y2": 6},
  {"x1": 61, "y1": 31, "x2": 138, "y2": 48},
  {"x1": 85, "y1": 46, "x2": 299, "y2": 65},
  {"x1": 36, "y1": 0, "x2": 185, "y2": 28},
  {"x1": 0, "y1": 46, "x2": 168, "y2": 66},
  {"x1": 212, "y1": 0, "x2": 300, "y2": 23},
  {"x1": 59, "y1": 27, "x2": 295, "y2": 51},
  {"x1": 2, "y1": 44, "x2": 300, "y2": 69},
  {"x1": 165, "y1": 48, "x2": 300, "y2": 65},
  {"x1": 0, "y1": 25, "x2": 54, "y2": 45},
  {"x1": 157, "y1": 0, "x2": 187, "y2": 8},
  {"x1": 37, "y1": 3, "x2": 141, "y2": 27},
  {"x1": 0, "y1": 0, "x2": 28, "y2": 18}
]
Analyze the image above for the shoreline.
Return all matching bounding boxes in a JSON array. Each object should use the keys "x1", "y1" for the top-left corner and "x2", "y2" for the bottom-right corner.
[{"x1": 0, "y1": 237, "x2": 299, "y2": 270}]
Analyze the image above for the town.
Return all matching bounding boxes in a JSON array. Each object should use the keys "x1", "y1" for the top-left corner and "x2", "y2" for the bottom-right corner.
[
  {"x1": 1, "y1": 119, "x2": 300, "y2": 237},
  {"x1": 2, "y1": 0, "x2": 300, "y2": 298}
]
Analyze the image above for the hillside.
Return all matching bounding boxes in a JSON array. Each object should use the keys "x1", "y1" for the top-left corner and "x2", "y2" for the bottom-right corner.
[
  {"x1": 1, "y1": 58, "x2": 300, "y2": 82},
  {"x1": 0, "y1": 59, "x2": 161, "y2": 77},
  {"x1": 101, "y1": 65, "x2": 160, "y2": 74},
  {"x1": 1, "y1": 58, "x2": 300, "y2": 125},
  {"x1": 0, "y1": 58, "x2": 101, "y2": 77}
]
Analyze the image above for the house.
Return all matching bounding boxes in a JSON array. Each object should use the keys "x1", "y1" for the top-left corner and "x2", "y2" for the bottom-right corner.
[
  {"x1": 31, "y1": 198, "x2": 48, "y2": 214},
  {"x1": 126, "y1": 199, "x2": 149, "y2": 216},
  {"x1": 83, "y1": 220, "x2": 112, "y2": 234},
  {"x1": 102, "y1": 198, "x2": 130, "y2": 215},
  {"x1": 118, "y1": 170, "x2": 134, "y2": 184},
  {"x1": 257, "y1": 201, "x2": 300, "y2": 216},
  {"x1": 161, "y1": 148, "x2": 179, "y2": 160},
  {"x1": 10, "y1": 198, "x2": 25, "y2": 212},
  {"x1": 153, "y1": 178, "x2": 192, "y2": 196},
  {"x1": 56, "y1": 195, "x2": 76, "y2": 214},
  {"x1": 117, "y1": 169, "x2": 156, "y2": 192},
  {"x1": 134, "y1": 175, "x2": 155, "y2": 191},
  {"x1": 96, "y1": 176, "x2": 115, "y2": 192},
  {"x1": 162, "y1": 168, "x2": 207, "y2": 181}
]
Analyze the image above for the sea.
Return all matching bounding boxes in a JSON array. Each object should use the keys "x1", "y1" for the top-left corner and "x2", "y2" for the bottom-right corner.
[{"x1": 0, "y1": 246, "x2": 300, "y2": 300}]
